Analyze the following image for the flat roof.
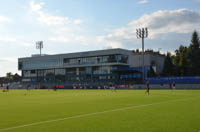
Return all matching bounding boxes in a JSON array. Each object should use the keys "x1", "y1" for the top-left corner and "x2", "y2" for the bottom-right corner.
[
  {"x1": 19, "y1": 48, "x2": 132, "y2": 61},
  {"x1": 133, "y1": 52, "x2": 165, "y2": 57}
]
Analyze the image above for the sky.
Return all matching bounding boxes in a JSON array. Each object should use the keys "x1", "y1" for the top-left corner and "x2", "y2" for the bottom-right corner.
[{"x1": 0, "y1": 0, "x2": 200, "y2": 76}]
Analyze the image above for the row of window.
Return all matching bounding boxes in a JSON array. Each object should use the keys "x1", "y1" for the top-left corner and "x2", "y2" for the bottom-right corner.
[
  {"x1": 24, "y1": 75, "x2": 117, "y2": 82},
  {"x1": 23, "y1": 66, "x2": 119, "y2": 77},
  {"x1": 19, "y1": 54, "x2": 129, "y2": 70},
  {"x1": 22, "y1": 59, "x2": 63, "y2": 70},
  {"x1": 63, "y1": 54, "x2": 128, "y2": 65},
  {"x1": 23, "y1": 69, "x2": 65, "y2": 77}
]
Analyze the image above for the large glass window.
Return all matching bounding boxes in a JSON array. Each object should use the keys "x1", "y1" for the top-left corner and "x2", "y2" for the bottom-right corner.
[
  {"x1": 120, "y1": 55, "x2": 128, "y2": 63},
  {"x1": 37, "y1": 70, "x2": 44, "y2": 77},
  {"x1": 18, "y1": 62, "x2": 23, "y2": 70},
  {"x1": 86, "y1": 67, "x2": 92, "y2": 74},
  {"x1": 23, "y1": 70, "x2": 30, "y2": 77},
  {"x1": 55, "y1": 69, "x2": 65, "y2": 75},
  {"x1": 23, "y1": 70, "x2": 37, "y2": 77},
  {"x1": 107, "y1": 55, "x2": 117, "y2": 63},
  {"x1": 79, "y1": 67, "x2": 86, "y2": 75},
  {"x1": 23, "y1": 59, "x2": 62, "y2": 69},
  {"x1": 92, "y1": 66, "x2": 110, "y2": 75},
  {"x1": 63, "y1": 54, "x2": 128, "y2": 66},
  {"x1": 44, "y1": 69, "x2": 54, "y2": 76},
  {"x1": 66, "y1": 68, "x2": 76, "y2": 75}
]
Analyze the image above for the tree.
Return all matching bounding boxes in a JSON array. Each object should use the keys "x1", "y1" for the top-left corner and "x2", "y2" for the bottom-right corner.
[
  {"x1": 161, "y1": 31, "x2": 200, "y2": 77},
  {"x1": 13, "y1": 73, "x2": 21, "y2": 82},
  {"x1": 6, "y1": 72, "x2": 13, "y2": 82},
  {"x1": 187, "y1": 31, "x2": 200, "y2": 75},
  {"x1": 178, "y1": 46, "x2": 188, "y2": 76},
  {"x1": 162, "y1": 52, "x2": 174, "y2": 76},
  {"x1": 171, "y1": 45, "x2": 189, "y2": 76},
  {"x1": 3, "y1": 72, "x2": 21, "y2": 83}
]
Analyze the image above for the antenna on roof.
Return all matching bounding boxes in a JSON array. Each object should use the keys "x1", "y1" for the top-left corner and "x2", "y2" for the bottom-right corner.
[{"x1": 36, "y1": 41, "x2": 43, "y2": 56}]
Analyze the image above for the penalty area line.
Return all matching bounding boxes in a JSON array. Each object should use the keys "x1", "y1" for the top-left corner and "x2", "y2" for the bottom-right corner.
[{"x1": 0, "y1": 97, "x2": 197, "y2": 131}]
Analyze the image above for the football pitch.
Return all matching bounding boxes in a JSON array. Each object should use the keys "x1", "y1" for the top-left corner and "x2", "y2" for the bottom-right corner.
[{"x1": 0, "y1": 89, "x2": 200, "y2": 132}]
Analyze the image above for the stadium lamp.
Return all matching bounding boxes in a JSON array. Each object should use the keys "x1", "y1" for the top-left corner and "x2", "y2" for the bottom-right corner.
[
  {"x1": 136, "y1": 27, "x2": 148, "y2": 84},
  {"x1": 36, "y1": 41, "x2": 43, "y2": 56}
]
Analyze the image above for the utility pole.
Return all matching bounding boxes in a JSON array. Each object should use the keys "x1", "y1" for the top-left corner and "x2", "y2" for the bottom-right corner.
[{"x1": 136, "y1": 28, "x2": 148, "y2": 84}]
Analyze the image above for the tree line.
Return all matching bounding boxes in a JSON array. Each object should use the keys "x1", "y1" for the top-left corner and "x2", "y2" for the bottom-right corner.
[
  {"x1": 0, "y1": 72, "x2": 21, "y2": 84},
  {"x1": 162, "y1": 31, "x2": 200, "y2": 76}
]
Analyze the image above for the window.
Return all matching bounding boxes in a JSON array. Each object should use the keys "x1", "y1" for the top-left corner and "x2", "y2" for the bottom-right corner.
[
  {"x1": 31, "y1": 70, "x2": 35, "y2": 74},
  {"x1": 23, "y1": 59, "x2": 62, "y2": 69},
  {"x1": 55, "y1": 69, "x2": 65, "y2": 75},
  {"x1": 62, "y1": 54, "x2": 128, "y2": 66},
  {"x1": 63, "y1": 58, "x2": 69, "y2": 63},
  {"x1": 18, "y1": 62, "x2": 23, "y2": 70}
]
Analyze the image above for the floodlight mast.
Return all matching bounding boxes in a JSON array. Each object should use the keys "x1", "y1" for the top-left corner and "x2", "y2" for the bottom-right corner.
[
  {"x1": 36, "y1": 41, "x2": 43, "y2": 56},
  {"x1": 136, "y1": 28, "x2": 148, "y2": 84}
]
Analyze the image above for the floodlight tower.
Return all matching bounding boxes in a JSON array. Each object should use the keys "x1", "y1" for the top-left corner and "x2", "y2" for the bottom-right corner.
[
  {"x1": 36, "y1": 41, "x2": 43, "y2": 56},
  {"x1": 136, "y1": 28, "x2": 148, "y2": 84}
]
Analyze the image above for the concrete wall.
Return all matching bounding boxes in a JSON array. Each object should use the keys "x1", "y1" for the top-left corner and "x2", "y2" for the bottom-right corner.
[{"x1": 132, "y1": 54, "x2": 165, "y2": 74}]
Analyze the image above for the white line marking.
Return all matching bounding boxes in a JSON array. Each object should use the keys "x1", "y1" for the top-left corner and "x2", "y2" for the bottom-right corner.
[
  {"x1": 0, "y1": 97, "x2": 197, "y2": 131},
  {"x1": 86, "y1": 103, "x2": 134, "y2": 106}
]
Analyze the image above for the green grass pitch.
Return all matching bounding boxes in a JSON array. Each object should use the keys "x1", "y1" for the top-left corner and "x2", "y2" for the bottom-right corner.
[{"x1": 0, "y1": 89, "x2": 200, "y2": 132}]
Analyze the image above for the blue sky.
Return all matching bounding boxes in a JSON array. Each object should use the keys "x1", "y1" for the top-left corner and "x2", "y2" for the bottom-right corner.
[{"x1": 0, "y1": 0, "x2": 200, "y2": 76}]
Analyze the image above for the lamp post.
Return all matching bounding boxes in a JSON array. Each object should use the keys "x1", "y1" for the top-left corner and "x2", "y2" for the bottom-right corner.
[{"x1": 136, "y1": 28, "x2": 148, "y2": 84}]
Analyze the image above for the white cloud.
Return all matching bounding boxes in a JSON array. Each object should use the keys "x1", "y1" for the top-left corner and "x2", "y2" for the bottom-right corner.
[
  {"x1": 106, "y1": 41, "x2": 123, "y2": 48},
  {"x1": 28, "y1": 2, "x2": 200, "y2": 51},
  {"x1": 129, "y1": 9, "x2": 200, "y2": 38},
  {"x1": 38, "y1": 13, "x2": 71, "y2": 26},
  {"x1": 0, "y1": 57, "x2": 17, "y2": 63},
  {"x1": 96, "y1": 36, "x2": 123, "y2": 48},
  {"x1": 73, "y1": 19, "x2": 83, "y2": 25},
  {"x1": 0, "y1": 16, "x2": 9, "y2": 22},
  {"x1": 75, "y1": 36, "x2": 90, "y2": 45},
  {"x1": 0, "y1": 37, "x2": 17, "y2": 42},
  {"x1": 0, "y1": 57, "x2": 19, "y2": 76},
  {"x1": 29, "y1": 0, "x2": 82, "y2": 26},
  {"x1": 21, "y1": 42, "x2": 33, "y2": 47},
  {"x1": 138, "y1": 0, "x2": 149, "y2": 4},
  {"x1": 29, "y1": 0, "x2": 89, "y2": 47},
  {"x1": 95, "y1": 9, "x2": 200, "y2": 50},
  {"x1": 49, "y1": 35, "x2": 92, "y2": 46},
  {"x1": 100, "y1": 9, "x2": 200, "y2": 42},
  {"x1": 49, "y1": 36, "x2": 71, "y2": 43},
  {"x1": 30, "y1": 0, "x2": 45, "y2": 12}
]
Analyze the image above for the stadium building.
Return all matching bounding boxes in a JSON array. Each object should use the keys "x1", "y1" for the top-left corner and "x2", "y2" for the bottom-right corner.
[
  {"x1": 18, "y1": 48, "x2": 165, "y2": 88},
  {"x1": 132, "y1": 50, "x2": 165, "y2": 74}
]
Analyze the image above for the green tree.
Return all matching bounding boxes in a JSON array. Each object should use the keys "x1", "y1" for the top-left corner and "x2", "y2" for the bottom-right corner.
[
  {"x1": 172, "y1": 45, "x2": 189, "y2": 76},
  {"x1": 162, "y1": 52, "x2": 174, "y2": 76},
  {"x1": 179, "y1": 46, "x2": 188, "y2": 76},
  {"x1": 13, "y1": 73, "x2": 21, "y2": 82},
  {"x1": 187, "y1": 31, "x2": 200, "y2": 75},
  {"x1": 6, "y1": 72, "x2": 13, "y2": 82}
]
